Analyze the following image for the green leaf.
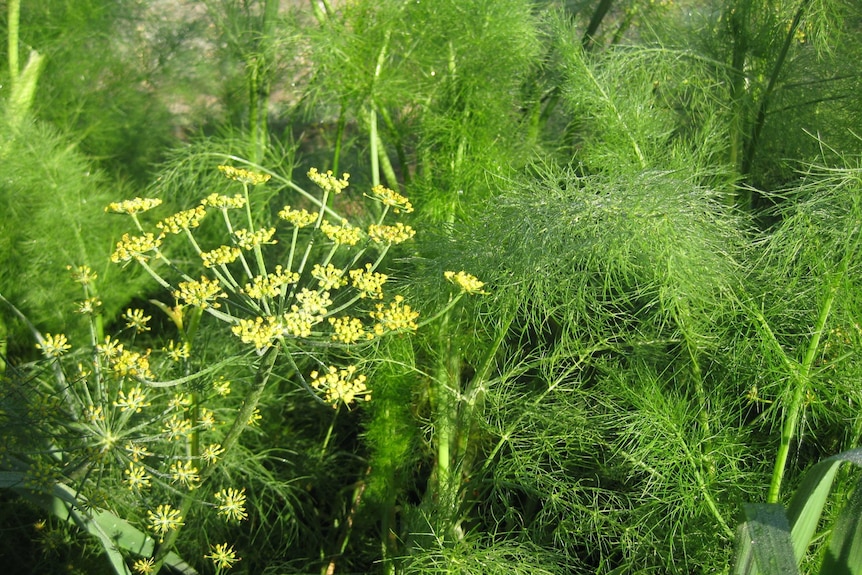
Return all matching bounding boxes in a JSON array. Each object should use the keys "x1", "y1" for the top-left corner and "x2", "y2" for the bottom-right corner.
[
  {"x1": 735, "y1": 503, "x2": 800, "y2": 575},
  {"x1": 1, "y1": 472, "x2": 196, "y2": 575},
  {"x1": 819, "y1": 476, "x2": 862, "y2": 575},
  {"x1": 787, "y1": 448, "x2": 862, "y2": 563}
]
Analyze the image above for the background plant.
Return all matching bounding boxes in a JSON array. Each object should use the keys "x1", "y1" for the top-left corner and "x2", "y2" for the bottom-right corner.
[{"x1": 3, "y1": 0, "x2": 862, "y2": 573}]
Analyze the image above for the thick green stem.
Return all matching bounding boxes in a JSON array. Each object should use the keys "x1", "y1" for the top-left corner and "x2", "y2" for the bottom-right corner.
[
  {"x1": 741, "y1": 0, "x2": 811, "y2": 177},
  {"x1": 433, "y1": 308, "x2": 461, "y2": 532},
  {"x1": 767, "y1": 278, "x2": 839, "y2": 503},
  {"x1": 582, "y1": 0, "x2": 614, "y2": 51},
  {"x1": 8, "y1": 0, "x2": 20, "y2": 85}
]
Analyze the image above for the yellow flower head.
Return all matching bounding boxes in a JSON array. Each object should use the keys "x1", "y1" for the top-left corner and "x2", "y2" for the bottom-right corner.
[
  {"x1": 349, "y1": 263, "x2": 388, "y2": 299},
  {"x1": 278, "y1": 206, "x2": 317, "y2": 228},
  {"x1": 234, "y1": 227, "x2": 277, "y2": 250},
  {"x1": 114, "y1": 387, "x2": 150, "y2": 413},
  {"x1": 77, "y1": 297, "x2": 102, "y2": 315},
  {"x1": 201, "y1": 443, "x2": 225, "y2": 465},
  {"x1": 321, "y1": 219, "x2": 363, "y2": 246},
  {"x1": 132, "y1": 558, "x2": 156, "y2": 575},
  {"x1": 109, "y1": 349, "x2": 154, "y2": 379},
  {"x1": 123, "y1": 308, "x2": 151, "y2": 332},
  {"x1": 105, "y1": 197, "x2": 163, "y2": 215},
  {"x1": 282, "y1": 309, "x2": 317, "y2": 338},
  {"x1": 36, "y1": 333, "x2": 72, "y2": 359},
  {"x1": 308, "y1": 167, "x2": 350, "y2": 194},
  {"x1": 206, "y1": 543, "x2": 240, "y2": 570},
  {"x1": 368, "y1": 222, "x2": 416, "y2": 244},
  {"x1": 312, "y1": 263, "x2": 348, "y2": 290},
  {"x1": 111, "y1": 232, "x2": 163, "y2": 263},
  {"x1": 163, "y1": 414, "x2": 192, "y2": 441},
  {"x1": 201, "y1": 192, "x2": 247, "y2": 209},
  {"x1": 169, "y1": 460, "x2": 200, "y2": 490},
  {"x1": 214, "y1": 487, "x2": 248, "y2": 522},
  {"x1": 371, "y1": 185, "x2": 413, "y2": 213},
  {"x1": 329, "y1": 316, "x2": 373, "y2": 344},
  {"x1": 124, "y1": 463, "x2": 151, "y2": 492},
  {"x1": 310, "y1": 365, "x2": 370, "y2": 407},
  {"x1": 156, "y1": 206, "x2": 208, "y2": 234},
  {"x1": 218, "y1": 164, "x2": 271, "y2": 185},
  {"x1": 444, "y1": 270, "x2": 487, "y2": 295},
  {"x1": 164, "y1": 339, "x2": 190, "y2": 362},
  {"x1": 242, "y1": 266, "x2": 299, "y2": 299},
  {"x1": 67, "y1": 264, "x2": 97, "y2": 286},
  {"x1": 174, "y1": 276, "x2": 227, "y2": 309},
  {"x1": 295, "y1": 288, "x2": 332, "y2": 316},
  {"x1": 231, "y1": 316, "x2": 284, "y2": 350},
  {"x1": 147, "y1": 504, "x2": 184, "y2": 541},
  {"x1": 370, "y1": 295, "x2": 420, "y2": 334},
  {"x1": 200, "y1": 245, "x2": 242, "y2": 268}
]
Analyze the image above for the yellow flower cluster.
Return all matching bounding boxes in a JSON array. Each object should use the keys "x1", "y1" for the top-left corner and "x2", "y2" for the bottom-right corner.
[
  {"x1": 214, "y1": 487, "x2": 248, "y2": 521},
  {"x1": 321, "y1": 219, "x2": 363, "y2": 246},
  {"x1": 201, "y1": 192, "x2": 247, "y2": 209},
  {"x1": 106, "y1": 197, "x2": 163, "y2": 215},
  {"x1": 114, "y1": 387, "x2": 150, "y2": 413},
  {"x1": 124, "y1": 463, "x2": 151, "y2": 492},
  {"x1": 77, "y1": 297, "x2": 102, "y2": 315},
  {"x1": 310, "y1": 365, "x2": 370, "y2": 407},
  {"x1": 111, "y1": 232, "x2": 163, "y2": 263},
  {"x1": 156, "y1": 206, "x2": 208, "y2": 234},
  {"x1": 124, "y1": 308, "x2": 151, "y2": 332},
  {"x1": 67, "y1": 264, "x2": 97, "y2": 286},
  {"x1": 200, "y1": 245, "x2": 242, "y2": 268},
  {"x1": 132, "y1": 558, "x2": 155, "y2": 574},
  {"x1": 308, "y1": 167, "x2": 350, "y2": 194},
  {"x1": 218, "y1": 164, "x2": 271, "y2": 185},
  {"x1": 110, "y1": 349, "x2": 154, "y2": 379},
  {"x1": 36, "y1": 333, "x2": 72, "y2": 359},
  {"x1": 312, "y1": 263, "x2": 348, "y2": 290},
  {"x1": 371, "y1": 184, "x2": 413, "y2": 213},
  {"x1": 147, "y1": 504, "x2": 184, "y2": 541},
  {"x1": 242, "y1": 266, "x2": 299, "y2": 299},
  {"x1": 282, "y1": 309, "x2": 317, "y2": 337},
  {"x1": 234, "y1": 227, "x2": 277, "y2": 249},
  {"x1": 370, "y1": 295, "x2": 420, "y2": 334},
  {"x1": 126, "y1": 442, "x2": 151, "y2": 461},
  {"x1": 350, "y1": 264, "x2": 388, "y2": 299},
  {"x1": 174, "y1": 276, "x2": 227, "y2": 309},
  {"x1": 206, "y1": 543, "x2": 240, "y2": 569},
  {"x1": 444, "y1": 270, "x2": 487, "y2": 294},
  {"x1": 170, "y1": 460, "x2": 200, "y2": 490},
  {"x1": 98, "y1": 335, "x2": 123, "y2": 359},
  {"x1": 368, "y1": 222, "x2": 415, "y2": 244},
  {"x1": 278, "y1": 206, "x2": 317, "y2": 228},
  {"x1": 201, "y1": 443, "x2": 225, "y2": 464},
  {"x1": 231, "y1": 316, "x2": 284, "y2": 350},
  {"x1": 295, "y1": 289, "x2": 332, "y2": 315},
  {"x1": 163, "y1": 414, "x2": 192, "y2": 441},
  {"x1": 329, "y1": 316, "x2": 373, "y2": 343}
]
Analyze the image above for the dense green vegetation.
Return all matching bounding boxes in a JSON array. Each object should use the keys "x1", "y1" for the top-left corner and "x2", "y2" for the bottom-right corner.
[{"x1": 2, "y1": 1, "x2": 862, "y2": 574}]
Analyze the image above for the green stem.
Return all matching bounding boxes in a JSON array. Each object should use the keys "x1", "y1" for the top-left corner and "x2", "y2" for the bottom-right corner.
[
  {"x1": 741, "y1": 0, "x2": 811, "y2": 177},
  {"x1": 433, "y1": 308, "x2": 459, "y2": 527},
  {"x1": 582, "y1": 0, "x2": 614, "y2": 50},
  {"x1": 767, "y1": 227, "x2": 859, "y2": 503},
  {"x1": 8, "y1": 0, "x2": 20, "y2": 86},
  {"x1": 767, "y1": 278, "x2": 839, "y2": 503},
  {"x1": 319, "y1": 404, "x2": 340, "y2": 459},
  {"x1": 332, "y1": 103, "x2": 346, "y2": 176}
]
